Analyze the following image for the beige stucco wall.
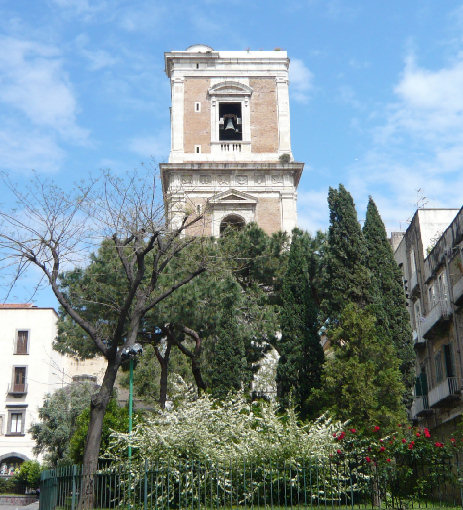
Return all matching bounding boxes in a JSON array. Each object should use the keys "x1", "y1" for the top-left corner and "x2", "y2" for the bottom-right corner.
[
  {"x1": 250, "y1": 78, "x2": 278, "y2": 154},
  {"x1": 183, "y1": 78, "x2": 211, "y2": 154}
]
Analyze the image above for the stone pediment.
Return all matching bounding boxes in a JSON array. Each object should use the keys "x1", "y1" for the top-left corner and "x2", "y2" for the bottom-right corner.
[
  {"x1": 208, "y1": 81, "x2": 253, "y2": 97},
  {"x1": 208, "y1": 189, "x2": 258, "y2": 205}
]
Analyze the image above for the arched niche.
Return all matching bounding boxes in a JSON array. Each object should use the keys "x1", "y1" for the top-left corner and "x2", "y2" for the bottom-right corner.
[{"x1": 220, "y1": 214, "x2": 246, "y2": 236}]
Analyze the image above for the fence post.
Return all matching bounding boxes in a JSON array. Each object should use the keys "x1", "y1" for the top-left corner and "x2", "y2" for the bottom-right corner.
[
  {"x1": 144, "y1": 459, "x2": 148, "y2": 510},
  {"x1": 71, "y1": 465, "x2": 77, "y2": 510}
]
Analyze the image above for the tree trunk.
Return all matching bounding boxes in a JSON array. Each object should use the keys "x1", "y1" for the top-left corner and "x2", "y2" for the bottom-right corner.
[
  {"x1": 154, "y1": 341, "x2": 172, "y2": 409},
  {"x1": 191, "y1": 357, "x2": 206, "y2": 394},
  {"x1": 78, "y1": 358, "x2": 119, "y2": 509}
]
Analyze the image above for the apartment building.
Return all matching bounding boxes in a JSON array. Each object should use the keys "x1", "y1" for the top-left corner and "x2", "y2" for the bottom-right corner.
[
  {"x1": 394, "y1": 208, "x2": 463, "y2": 436},
  {"x1": 0, "y1": 304, "x2": 105, "y2": 474}
]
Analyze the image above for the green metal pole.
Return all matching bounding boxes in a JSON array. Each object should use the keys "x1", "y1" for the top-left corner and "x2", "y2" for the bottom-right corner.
[{"x1": 129, "y1": 357, "x2": 134, "y2": 460}]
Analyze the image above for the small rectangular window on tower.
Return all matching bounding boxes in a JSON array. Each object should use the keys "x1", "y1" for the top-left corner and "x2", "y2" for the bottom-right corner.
[
  {"x1": 219, "y1": 103, "x2": 242, "y2": 141},
  {"x1": 195, "y1": 102, "x2": 201, "y2": 112},
  {"x1": 194, "y1": 145, "x2": 201, "y2": 154}
]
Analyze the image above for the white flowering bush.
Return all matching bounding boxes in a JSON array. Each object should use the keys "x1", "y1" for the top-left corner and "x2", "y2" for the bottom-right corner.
[
  {"x1": 103, "y1": 393, "x2": 350, "y2": 507},
  {"x1": 106, "y1": 391, "x2": 339, "y2": 466}
]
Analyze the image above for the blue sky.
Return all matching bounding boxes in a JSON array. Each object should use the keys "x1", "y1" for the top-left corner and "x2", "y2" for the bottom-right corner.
[{"x1": 1, "y1": 0, "x2": 463, "y2": 304}]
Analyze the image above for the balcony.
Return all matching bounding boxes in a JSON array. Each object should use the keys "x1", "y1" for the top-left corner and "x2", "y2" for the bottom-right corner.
[
  {"x1": 411, "y1": 395, "x2": 432, "y2": 418},
  {"x1": 413, "y1": 329, "x2": 425, "y2": 347},
  {"x1": 7, "y1": 383, "x2": 28, "y2": 396},
  {"x1": 453, "y1": 274, "x2": 463, "y2": 305},
  {"x1": 428, "y1": 377, "x2": 461, "y2": 408},
  {"x1": 421, "y1": 299, "x2": 452, "y2": 339}
]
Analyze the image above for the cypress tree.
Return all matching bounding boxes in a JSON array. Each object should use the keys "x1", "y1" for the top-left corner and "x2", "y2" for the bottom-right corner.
[
  {"x1": 362, "y1": 197, "x2": 414, "y2": 400},
  {"x1": 314, "y1": 303, "x2": 407, "y2": 431},
  {"x1": 205, "y1": 276, "x2": 247, "y2": 398},
  {"x1": 320, "y1": 184, "x2": 372, "y2": 324},
  {"x1": 276, "y1": 229, "x2": 324, "y2": 416}
]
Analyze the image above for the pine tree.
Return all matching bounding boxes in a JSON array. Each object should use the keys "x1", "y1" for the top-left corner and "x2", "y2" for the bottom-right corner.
[
  {"x1": 321, "y1": 184, "x2": 372, "y2": 324},
  {"x1": 362, "y1": 197, "x2": 414, "y2": 400},
  {"x1": 276, "y1": 229, "x2": 324, "y2": 416}
]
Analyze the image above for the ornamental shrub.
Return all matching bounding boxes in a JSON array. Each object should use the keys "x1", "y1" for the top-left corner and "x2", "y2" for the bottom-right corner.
[{"x1": 106, "y1": 391, "x2": 340, "y2": 466}]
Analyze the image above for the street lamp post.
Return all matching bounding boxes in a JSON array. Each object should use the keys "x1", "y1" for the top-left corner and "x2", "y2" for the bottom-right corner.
[{"x1": 121, "y1": 343, "x2": 143, "y2": 460}]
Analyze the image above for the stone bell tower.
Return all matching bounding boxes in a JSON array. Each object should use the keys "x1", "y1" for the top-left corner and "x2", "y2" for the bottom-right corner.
[{"x1": 160, "y1": 45, "x2": 303, "y2": 236}]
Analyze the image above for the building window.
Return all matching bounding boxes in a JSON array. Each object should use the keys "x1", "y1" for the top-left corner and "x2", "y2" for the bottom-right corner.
[
  {"x1": 428, "y1": 284, "x2": 436, "y2": 309},
  {"x1": 0, "y1": 415, "x2": 4, "y2": 435},
  {"x1": 15, "y1": 330, "x2": 29, "y2": 355},
  {"x1": 194, "y1": 102, "x2": 201, "y2": 112},
  {"x1": 434, "y1": 351, "x2": 443, "y2": 383},
  {"x1": 410, "y1": 248, "x2": 416, "y2": 276},
  {"x1": 6, "y1": 409, "x2": 25, "y2": 436},
  {"x1": 444, "y1": 343, "x2": 455, "y2": 378},
  {"x1": 219, "y1": 103, "x2": 242, "y2": 141},
  {"x1": 196, "y1": 204, "x2": 202, "y2": 215},
  {"x1": 413, "y1": 300, "x2": 421, "y2": 330},
  {"x1": 194, "y1": 145, "x2": 201, "y2": 154},
  {"x1": 9, "y1": 367, "x2": 27, "y2": 395}
]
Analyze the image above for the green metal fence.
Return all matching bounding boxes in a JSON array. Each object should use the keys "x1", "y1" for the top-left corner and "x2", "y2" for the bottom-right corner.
[{"x1": 39, "y1": 458, "x2": 463, "y2": 510}]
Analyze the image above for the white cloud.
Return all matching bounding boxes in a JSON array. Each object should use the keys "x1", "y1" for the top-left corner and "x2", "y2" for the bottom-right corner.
[
  {"x1": 128, "y1": 132, "x2": 170, "y2": 162},
  {"x1": 297, "y1": 189, "x2": 329, "y2": 233},
  {"x1": 0, "y1": 125, "x2": 65, "y2": 173},
  {"x1": 0, "y1": 36, "x2": 88, "y2": 144},
  {"x1": 74, "y1": 33, "x2": 118, "y2": 70},
  {"x1": 289, "y1": 58, "x2": 314, "y2": 103},
  {"x1": 341, "y1": 51, "x2": 463, "y2": 232}
]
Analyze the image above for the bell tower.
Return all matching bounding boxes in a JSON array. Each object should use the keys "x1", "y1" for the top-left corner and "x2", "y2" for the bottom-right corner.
[{"x1": 160, "y1": 45, "x2": 303, "y2": 236}]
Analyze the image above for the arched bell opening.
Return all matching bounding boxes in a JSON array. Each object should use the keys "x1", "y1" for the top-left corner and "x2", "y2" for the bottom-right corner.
[{"x1": 220, "y1": 214, "x2": 246, "y2": 236}]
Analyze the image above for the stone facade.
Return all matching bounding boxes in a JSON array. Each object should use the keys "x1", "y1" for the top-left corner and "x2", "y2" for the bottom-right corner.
[
  {"x1": 393, "y1": 208, "x2": 463, "y2": 436},
  {"x1": 161, "y1": 45, "x2": 302, "y2": 236}
]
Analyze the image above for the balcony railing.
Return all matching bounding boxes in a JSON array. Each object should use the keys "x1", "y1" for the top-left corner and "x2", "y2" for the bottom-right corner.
[
  {"x1": 7, "y1": 383, "x2": 28, "y2": 396},
  {"x1": 421, "y1": 298, "x2": 452, "y2": 338},
  {"x1": 428, "y1": 377, "x2": 461, "y2": 408},
  {"x1": 411, "y1": 395, "x2": 431, "y2": 418},
  {"x1": 220, "y1": 142, "x2": 242, "y2": 152}
]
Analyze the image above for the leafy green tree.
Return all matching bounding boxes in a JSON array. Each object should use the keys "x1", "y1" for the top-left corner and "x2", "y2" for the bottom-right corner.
[
  {"x1": 276, "y1": 229, "x2": 324, "y2": 416},
  {"x1": 311, "y1": 303, "x2": 406, "y2": 431},
  {"x1": 69, "y1": 397, "x2": 129, "y2": 464},
  {"x1": 362, "y1": 197, "x2": 414, "y2": 401},
  {"x1": 14, "y1": 461, "x2": 42, "y2": 489},
  {"x1": 29, "y1": 381, "x2": 96, "y2": 466},
  {"x1": 321, "y1": 185, "x2": 371, "y2": 324}
]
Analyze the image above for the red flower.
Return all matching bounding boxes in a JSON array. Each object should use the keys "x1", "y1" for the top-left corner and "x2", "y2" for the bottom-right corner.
[
  {"x1": 408, "y1": 441, "x2": 415, "y2": 450},
  {"x1": 434, "y1": 442, "x2": 444, "y2": 448},
  {"x1": 424, "y1": 428, "x2": 431, "y2": 438},
  {"x1": 416, "y1": 432, "x2": 421, "y2": 437},
  {"x1": 450, "y1": 438, "x2": 456, "y2": 444},
  {"x1": 333, "y1": 433, "x2": 337, "y2": 438},
  {"x1": 337, "y1": 449, "x2": 342, "y2": 455},
  {"x1": 365, "y1": 456, "x2": 371, "y2": 463},
  {"x1": 379, "y1": 446, "x2": 386, "y2": 452},
  {"x1": 402, "y1": 438, "x2": 406, "y2": 443},
  {"x1": 349, "y1": 428, "x2": 357, "y2": 433},
  {"x1": 373, "y1": 426, "x2": 380, "y2": 432},
  {"x1": 398, "y1": 423, "x2": 402, "y2": 427},
  {"x1": 386, "y1": 458, "x2": 391, "y2": 463}
]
